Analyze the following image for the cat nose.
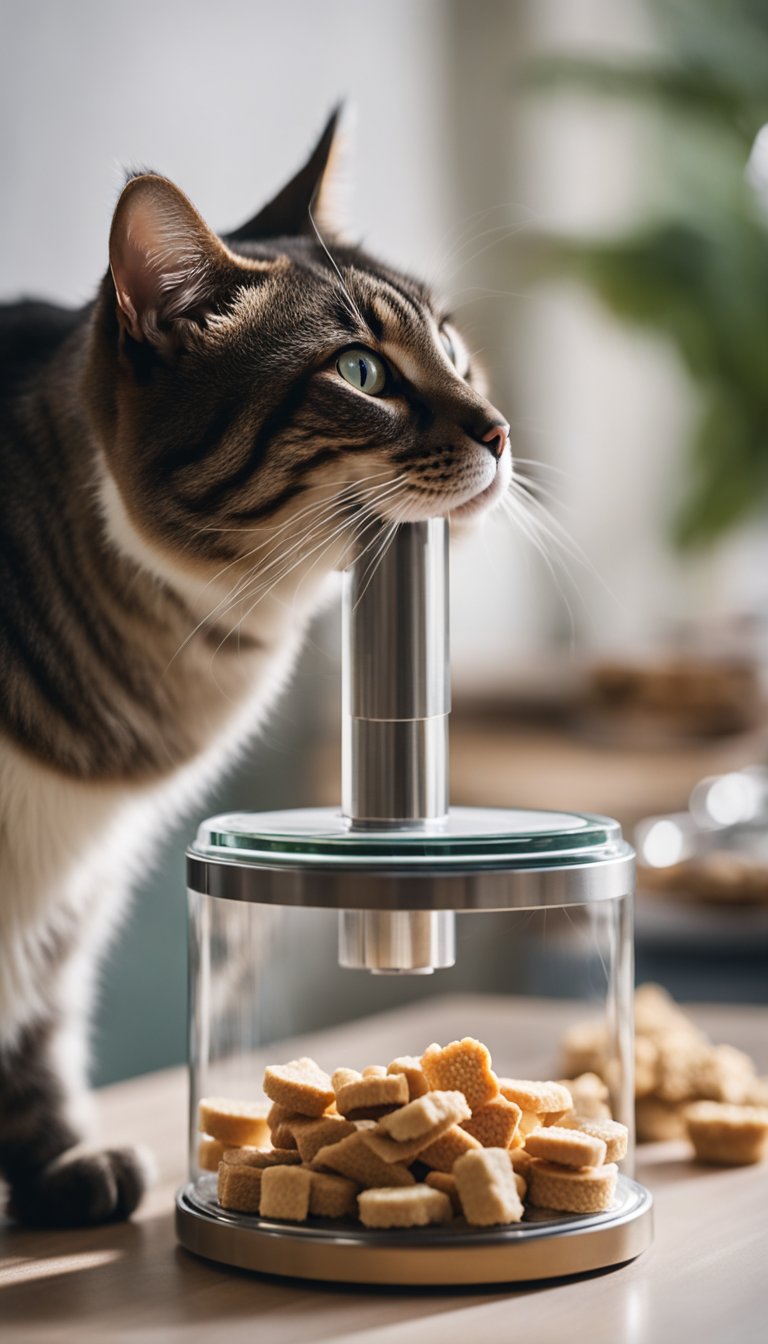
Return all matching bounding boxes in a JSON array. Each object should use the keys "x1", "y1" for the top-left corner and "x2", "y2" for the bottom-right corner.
[{"x1": 481, "y1": 422, "x2": 510, "y2": 461}]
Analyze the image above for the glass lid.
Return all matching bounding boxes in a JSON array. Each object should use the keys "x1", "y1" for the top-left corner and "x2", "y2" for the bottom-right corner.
[{"x1": 190, "y1": 806, "x2": 627, "y2": 873}]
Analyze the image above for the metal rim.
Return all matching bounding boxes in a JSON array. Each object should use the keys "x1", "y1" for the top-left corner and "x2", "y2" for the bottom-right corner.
[{"x1": 175, "y1": 1176, "x2": 653, "y2": 1286}]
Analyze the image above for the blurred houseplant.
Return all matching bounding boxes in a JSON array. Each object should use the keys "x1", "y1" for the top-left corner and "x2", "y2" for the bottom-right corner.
[{"x1": 526, "y1": 0, "x2": 768, "y2": 549}]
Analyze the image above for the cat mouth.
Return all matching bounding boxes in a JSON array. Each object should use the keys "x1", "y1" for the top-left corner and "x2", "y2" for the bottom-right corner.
[{"x1": 448, "y1": 461, "x2": 509, "y2": 521}]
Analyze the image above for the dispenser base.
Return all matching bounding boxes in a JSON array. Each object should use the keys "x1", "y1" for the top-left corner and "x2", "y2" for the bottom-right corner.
[{"x1": 176, "y1": 1175, "x2": 653, "y2": 1286}]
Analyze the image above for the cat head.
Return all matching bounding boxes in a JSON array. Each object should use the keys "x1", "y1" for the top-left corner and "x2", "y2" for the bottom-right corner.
[{"x1": 89, "y1": 110, "x2": 511, "y2": 588}]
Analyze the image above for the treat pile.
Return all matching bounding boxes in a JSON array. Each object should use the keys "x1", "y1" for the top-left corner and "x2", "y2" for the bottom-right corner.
[
  {"x1": 199, "y1": 1037, "x2": 629, "y2": 1229},
  {"x1": 561, "y1": 983, "x2": 768, "y2": 1162}
]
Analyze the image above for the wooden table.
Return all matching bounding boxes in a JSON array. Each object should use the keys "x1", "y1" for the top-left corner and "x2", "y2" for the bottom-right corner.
[{"x1": 2, "y1": 997, "x2": 766, "y2": 1344}]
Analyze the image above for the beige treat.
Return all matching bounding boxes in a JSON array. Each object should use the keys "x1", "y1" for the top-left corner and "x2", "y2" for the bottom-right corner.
[
  {"x1": 198, "y1": 1098, "x2": 270, "y2": 1148},
  {"x1": 308, "y1": 1171, "x2": 359, "y2": 1219},
  {"x1": 362, "y1": 1065, "x2": 387, "y2": 1078},
  {"x1": 524, "y1": 1126, "x2": 607, "y2": 1169},
  {"x1": 692, "y1": 1044, "x2": 756, "y2": 1104},
  {"x1": 421, "y1": 1038, "x2": 498, "y2": 1112},
  {"x1": 425, "y1": 1171, "x2": 462, "y2": 1215},
  {"x1": 263, "y1": 1059, "x2": 335, "y2": 1117},
  {"x1": 558, "y1": 1073, "x2": 611, "y2": 1120},
  {"x1": 454, "y1": 1147, "x2": 524, "y2": 1226},
  {"x1": 516, "y1": 1109, "x2": 542, "y2": 1140},
  {"x1": 358, "y1": 1184, "x2": 452, "y2": 1229},
  {"x1": 217, "y1": 1161, "x2": 263, "y2": 1213},
  {"x1": 197, "y1": 1135, "x2": 227, "y2": 1172},
  {"x1": 634, "y1": 983, "x2": 705, "y2": 1044},
  {"x1": 462, "y1": 1095, "x2": 521, "y2": 1149},
  {"x1": 746, "y1": 1077, "x2": 768, "y2": 1107},
  {"x1": 269, "y1": 1114, "x2": 300, "y2": 1150},
  {"x1": 685, "y1": 1101, "x2": 768, "y2": 1165},
  {"x1": 379, "y1": 1090, "x2": 470, "y2": 1143},
  {"x1": 388, "y1": 1056, "x2": 429, "y2": 1099},
  {"x1": 335, "y1": 1072, "x2": 409, "y2": 1119},
  {"x1": 509, "y1": 1147, "x2": 534, "y2": 1178},
  {"x1": 420, "y1": 1124, "x2": 482, "y2": 1173},
  {"x1": 498, "y1": 1078, "x2": 572, "y2": 1116},
  {"x1": 260, "y1": 1165, "x2": 312, "y2": 1221},
  {"x1": 541, "y1": 1110, "x2": 571, "y2": 1128},
  {"x1": 514, "y1": 1171, "x2": 527, "y2": 1202},
  {"x1": 312, "y1": 1131, "x2": 415, "y2": 1188},
  {"x1": 653, "y1": 1035, "x2": 707, "y2": 1104},
  {"x1": 289, "y1": 1115, "x2": 357, "y2": 1164},
  {"x1": 221, "y1": 1146, "x2": 300, "y2": 1168},
  {"x1": 561, "y1": 1115, "x2": 629, "y2": 1163},
  {"x1": 332, "y1": 1068, "x2": 360, "y2": 1091},
  {"x1": 635, "y1": 1096, "x2": 687, "y2": 1142},
  {"x1": 561, "y1": 1023, "x2": 607, "y2": 1078},
  {"x1": 527, "y1": 1160, "x2": 618, "y2": 1214}
]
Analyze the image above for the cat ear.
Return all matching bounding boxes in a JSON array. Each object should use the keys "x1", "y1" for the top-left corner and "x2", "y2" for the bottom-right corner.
[
  {"x1": 109, "y1": 174, "x2": 241, "y2": 346},
  {"x1": 227, "y1": 105, "x2": 350, "y2": 243}
]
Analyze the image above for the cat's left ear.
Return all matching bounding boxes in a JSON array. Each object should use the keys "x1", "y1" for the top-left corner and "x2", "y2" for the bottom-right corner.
[
  {"x1": 109, "y1": 174, "x2": 272, "y2": 348},
  {"x1": 227, "y1": 105, "x2": 350, "y2": 243}
]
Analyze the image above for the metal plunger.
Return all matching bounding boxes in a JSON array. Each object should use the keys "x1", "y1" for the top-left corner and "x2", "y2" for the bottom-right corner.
[{"x1": 338, "y1": 518, "x2": 456, "y2": 973}]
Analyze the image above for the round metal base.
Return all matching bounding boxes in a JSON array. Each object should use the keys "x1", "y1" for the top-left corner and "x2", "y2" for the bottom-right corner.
[{"x1": 176, "y1": 1175, "x2": 653, "y2": 1286}]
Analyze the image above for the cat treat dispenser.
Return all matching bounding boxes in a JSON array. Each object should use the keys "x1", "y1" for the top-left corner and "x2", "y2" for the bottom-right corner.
[{"x1": 177, "y1": 520, "x2": 653, "y2": 1283}]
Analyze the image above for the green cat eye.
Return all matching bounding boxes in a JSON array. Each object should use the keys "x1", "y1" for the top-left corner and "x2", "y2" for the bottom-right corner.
[
  {"x1": 440, "y1": 328, "x2": 457, "y2": 365},
  {"x1": 337, "y1": 349, "x2": 387, "y2": 396}
]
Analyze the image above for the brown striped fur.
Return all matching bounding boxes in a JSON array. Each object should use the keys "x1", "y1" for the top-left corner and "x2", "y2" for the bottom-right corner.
[{"x1": 0, "y1": 112, "x2": 510, "y2": 1225}]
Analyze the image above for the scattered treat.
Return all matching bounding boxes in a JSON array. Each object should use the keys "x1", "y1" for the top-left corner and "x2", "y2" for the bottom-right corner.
[
  {"x1": 217, "y1": 1161, "x2": 263, "y2": 1213},
  {"x1": 454, "y1": 1148, "x2": 524, "y2": 1226},
  {"x1": 379, "y1": 1090, "x2": 470, "y2": 1144},
  {"x1": 308, "y1": 1172, "x2": 359, "y2": 1219},
  {"x1": 197, "y1": 1135, "x2": 228, "y2": 1172},
  {"x1": 221, "y1": 1146, "x2": 301, "y2": 1167},
  {"x1": 260, "y1": 1165, "x2": 312, "y2": 1222},
  {"x1": 497, "y1": 1079, "x2": 572, "y2": 1118},
  {"x1": 463, "y1": 1095, "x2": 521, "y2": 1149},
  {"x1": 420, "y1": 1124, "x2": 482, "y2": 1173},
  {"x1": 289, "y1": 1114, "x2": 356, "y2": 1164},
  {"x1": 388, "y1": 1056, "x2": 428, "y2": 1099},
  {"x1": 635, "y1": 1097, "x2": 687, "y2": 1142},
  {"x1": 560, "y1": 1116, "x2": 629, "y2": 1164},
  {"x1": 312, "y1": 1131, "x2": 415, "y2": 1188},
  {"x1": 691, "y1": 1044, "x2": 756, "y2": 1105},
  {"x1": 198, "y1": 1098, "x2": 270, "y2": 1147},
  {"x1": 557, "y1": 1073, "x2": 611, "y2": 1120},
  {"x1": 421, "y1": 1038, "x2": 498, "y2": 1112},
  {"x1": 358, "y1": 1184, "x2": 452, "y2": 1229},
  {"x1": 424, "y1": 1171, "x2": 462, "y2": 1215},
  {"x1": 334, "y1": 1070, "x2": 409, "y2": 1119},
  {"x1": 527, "y1": 1160, "x2": 618, "y2": 1215},
  {"x1": 263, "y1": 1059, "x2": 335, "y2": 1117},
  {"x1": 685, "y1": 1102, "x2": 768, "y2": 1166},
  {"x1": 524, "y1": 1126, "x2": 607, "y2": 1169}
]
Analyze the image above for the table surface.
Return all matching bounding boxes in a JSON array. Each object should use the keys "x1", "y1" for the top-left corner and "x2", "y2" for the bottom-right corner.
[{"x1": 2, "y1": 996, "x2": 766, "y2": 1344}]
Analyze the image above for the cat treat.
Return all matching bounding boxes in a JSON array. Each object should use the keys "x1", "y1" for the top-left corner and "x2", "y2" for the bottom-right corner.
[
  {"x1": 453, "y1": 1147, "x2": 524, "y2": 1226},
  {"x1": 358, "y1": 1185, "x2": 452, "y2": 1229},
  {"x1": 527, "y1": 1160, "x2": 618, "y2": 1215},
  {"x1": 259, "y1": 1165, "x2": 312, "y2": 1222},
  {"x1": 263, "y1": 1059, "x2": 335, "y2": 1117},
  {"x1": 685, "y1": 1101, "x2": 768, "y2": 1165},
  {"x1": 198, "y1": 1098, "x2": 271, "y2": 1147}
]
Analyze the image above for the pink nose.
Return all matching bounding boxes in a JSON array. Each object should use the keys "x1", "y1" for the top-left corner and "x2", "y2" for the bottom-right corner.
[{"x1": 482, "y1": 423, "x2": 509, "y2": 461}]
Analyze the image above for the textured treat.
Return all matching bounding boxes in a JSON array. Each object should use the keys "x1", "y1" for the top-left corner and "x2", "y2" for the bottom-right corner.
[
  {"x1": 197, "y1": 1135, "x2": 227, "y2": 1172},
  {"x1": 421, "y1": 1038, "x2": 498, "y2": 1112},
  {"x1": 335, "y1": 1072, "x2": 409, "y2": 1118},
  {"x1": 561, "y1": 1023, "x2": 607, "y2": 1079},
  {"x1": 358, "y1": 1184, "x2": 452, "y2": 1229},
  {"x1": 514, "y1": 1171, "x2": 527, "y2": 1201},
  {"x1": 198, "y1": 1098, "x2": 270, "y2": 1147},
  {"x1": 685, "y1": 1101, "x2": 768, "y2": 1165},
  {"x1": 424, "y1": 1171, "x2": 462, "y2": 1215},
  {"x1": 308, "y1": 1171, "x2": 359, "y2": 1218},
  {"x1": 332, "y1": 1068, "x2": 360, "y2": 1090},
  {"x1": 509, "y1": 1147, "x2": 534, "y2": 1178},
  {"x1": 363, "y1": 1065, "x2": 387, "y2": 1078},
  {"x1": 289, "y1": 1115, "x2": 357, "y2": 1164},
  {"x1": 259, "y1": 1165, "x2": 312, "y2": 1221},
  {"x1": 498, "y1": 1079, "x2": 572, "y2": 1116},
  {"x1": 527, "y1": 1160, "x2": 618, "y2": 1214},
  {"x1": 217, "y1": 1161, "x2": 263, "y2": 1212},
  {"x1": 312, "y1": 1131, "x2": 415, "y2": 1187},
  {"x1": 462, "y1": 1095, "x2": 521, "y2": 1148},
  {"x1": 388, "y1": 1056, "x2": 429, "y2": 1099},
  {"x1": 524, "y1": 1125, "x2": 607, "y2": 1169},
  {"x1": 558, "y1": 1073, "x2": 611, "y2": 1120},
  {"x1": 635, "y1": 1097, "x2": 687, "y2": 1142},
  {"x1": 692, "y1": 1044, "x2": 756, "y2": 1105},
  {"x1": 517, "y1": 1109, "x2": 542, "y2": 1140},
  {"x1": 263, "y1": 1059, "x2": 335, "y2": 1117},
  {"x1": 561, "y1": 1115, "x2": 629, "y2": 1163},
  {"x1": 420, "y1": 1124, "x2": 482, "y2": 1172},
  {"x1": 380, "y1": 1090, "x2": 470, "y2": 1143},
  {"x1": 454, "y1": 1147, "x2": 524, "y2": 1226},
  {"x1": 221, "y1": 1146, "x2": 300, "y2": 1168}
]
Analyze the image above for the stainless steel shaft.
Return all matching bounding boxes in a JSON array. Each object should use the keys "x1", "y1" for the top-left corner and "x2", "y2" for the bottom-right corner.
[{"x1": 341, "y1": 518, "x2": 450, "y2": 826}]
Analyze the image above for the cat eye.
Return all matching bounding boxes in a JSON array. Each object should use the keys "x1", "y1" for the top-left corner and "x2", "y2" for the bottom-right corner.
[
  {"x1": 336, "y1": 349, "x2": 387, "y2": 396},
  {"x1": 440, "y1": 328, "x2": 457, "y2": 365}
]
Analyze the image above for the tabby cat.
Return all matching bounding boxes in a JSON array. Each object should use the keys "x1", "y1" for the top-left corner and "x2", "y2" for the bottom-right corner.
[{"x1": 0, "y1": 112, "x2": 510, "y2": 1225}]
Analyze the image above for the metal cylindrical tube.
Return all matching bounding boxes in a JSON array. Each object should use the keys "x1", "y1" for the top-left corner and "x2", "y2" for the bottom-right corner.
[{"x1": 341, "y1": 518, "x2": 449, "y2": 826}]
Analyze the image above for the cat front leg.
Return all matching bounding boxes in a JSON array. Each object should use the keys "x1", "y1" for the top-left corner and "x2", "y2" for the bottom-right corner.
[{"x1": 0, "y1": 1014, "x2": 153, "y2": 1226}]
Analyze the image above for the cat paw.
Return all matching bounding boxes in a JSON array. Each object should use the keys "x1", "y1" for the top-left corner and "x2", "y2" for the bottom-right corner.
[{"x1": 7, "y1": 1144, "x2": 155, "y2": 1227}]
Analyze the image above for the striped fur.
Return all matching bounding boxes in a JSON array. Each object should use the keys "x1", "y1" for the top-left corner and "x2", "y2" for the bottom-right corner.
[{"x1": 0, "y1": 113, "x2": 510, "y2": 1225}]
